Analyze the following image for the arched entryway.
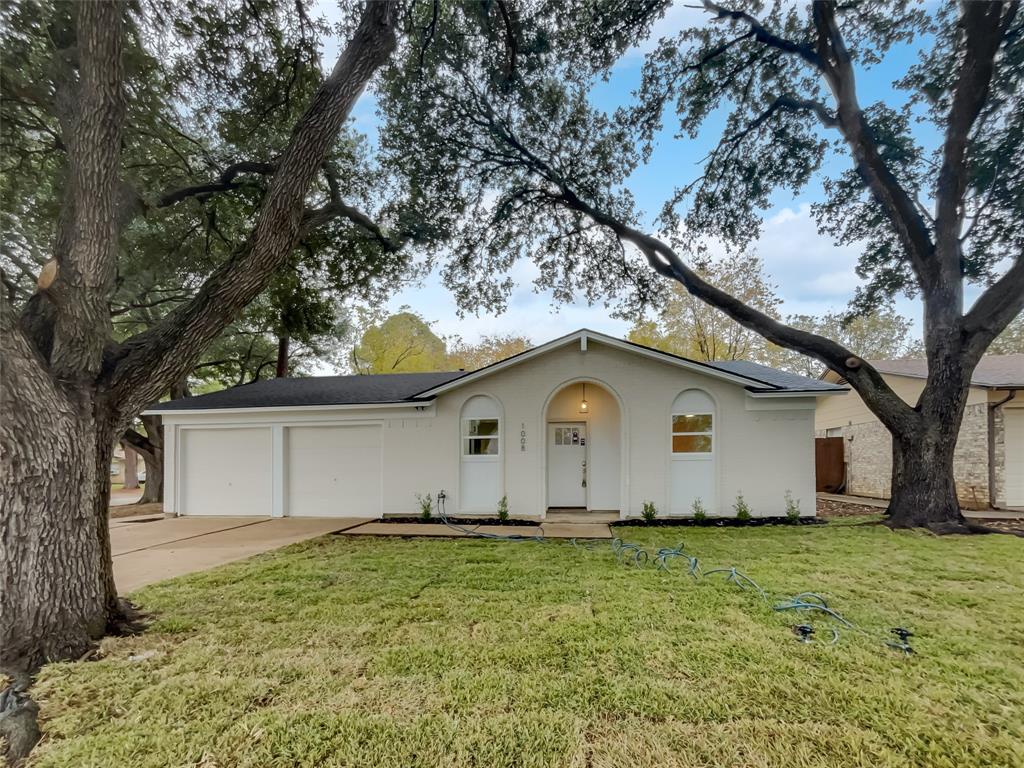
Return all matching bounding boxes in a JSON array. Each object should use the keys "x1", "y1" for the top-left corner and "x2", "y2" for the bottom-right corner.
[{"x1": 542, "y1": 380, "x2": 623, "y2": 513}]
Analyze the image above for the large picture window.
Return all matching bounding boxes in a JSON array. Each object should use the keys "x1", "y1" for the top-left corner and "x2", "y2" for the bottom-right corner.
[
  {"x1": 671, "y1": 412, "x2": 712, "y2": 454},
  {"x1": 463, "y1": 418, "x2": 500, "y2": 456}
]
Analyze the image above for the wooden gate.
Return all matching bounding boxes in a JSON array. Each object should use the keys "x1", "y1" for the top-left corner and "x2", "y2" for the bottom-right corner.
[{"x1": 815, "y1": 437, "x2": 845, "y2": 493}]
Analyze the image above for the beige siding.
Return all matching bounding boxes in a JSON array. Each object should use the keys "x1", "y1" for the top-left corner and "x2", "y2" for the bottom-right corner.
[{"x1": 816, "y1": 374, "x2": 987, "y2": 431}]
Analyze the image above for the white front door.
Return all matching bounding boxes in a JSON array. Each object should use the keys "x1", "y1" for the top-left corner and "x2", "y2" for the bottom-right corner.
[{"x1": 548, "y1": 422, "x2": 587, "y2": 508}]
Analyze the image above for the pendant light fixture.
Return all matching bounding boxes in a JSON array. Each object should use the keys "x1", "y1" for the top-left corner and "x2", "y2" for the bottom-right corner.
[{"x1": 579, "y1": 382, "x2": 589, "y2": 413}]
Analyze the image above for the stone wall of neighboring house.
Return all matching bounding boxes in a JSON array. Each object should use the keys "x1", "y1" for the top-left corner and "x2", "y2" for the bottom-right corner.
[{"x1": 817, "y1": 403, "x2": 993, "y2": 508}]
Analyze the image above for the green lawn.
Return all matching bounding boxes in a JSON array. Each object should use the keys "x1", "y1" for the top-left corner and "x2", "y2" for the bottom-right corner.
[{"x1": 30, "y1": 519, "x2": 1024, "y2": 767}]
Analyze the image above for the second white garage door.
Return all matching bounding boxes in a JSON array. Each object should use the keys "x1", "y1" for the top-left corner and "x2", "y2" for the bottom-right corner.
[
  {"x1": 180, "y1": 427, "x2": 273, "y2": 516},
  {"x1": 286, "y1": 425, "x2": 383, "y2": 517}
]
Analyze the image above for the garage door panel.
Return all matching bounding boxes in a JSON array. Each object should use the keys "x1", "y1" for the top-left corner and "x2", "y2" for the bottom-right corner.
[
  {"x1": 287, "y1": 426, "x2": 382, "y2": 517},
  {"x1": 181, "y1": 428, "x2": 272, "y2": 516}
]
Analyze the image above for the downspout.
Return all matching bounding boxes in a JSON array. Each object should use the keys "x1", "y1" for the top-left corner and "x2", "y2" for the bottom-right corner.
[{"x1": 988, "y1": 389, "x2": 1018, "y2": 509}]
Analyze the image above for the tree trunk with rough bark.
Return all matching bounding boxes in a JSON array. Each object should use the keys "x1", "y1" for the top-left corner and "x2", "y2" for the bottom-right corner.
[
  {"x1": 137, "y1": 415, "x2": 163, "y2": 504},
  {"x1": 121, "y1": 442, "x2": 139, "y2": 489},
  {"x1": 1, "y1": 3, "x2": 399, "y2": 742},
  {"x1": 276, "y1": 335, "x2": 290, "y2": 377}
]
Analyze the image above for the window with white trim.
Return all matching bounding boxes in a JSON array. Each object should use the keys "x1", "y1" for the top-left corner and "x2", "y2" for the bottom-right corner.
[
  {"x1": 671, "y1": 412, "x2": 713, "y2": 454},
  {"x1": 463, "y1": 418, "x2": 500, "y2": 456}
]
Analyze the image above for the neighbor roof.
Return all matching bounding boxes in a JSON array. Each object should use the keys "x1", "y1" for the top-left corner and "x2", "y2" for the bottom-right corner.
[
  {"x1": 146, "y1": 329, "x2": 845, "y2": 413},
  {"x1": 869, "y1": 354, "x2": 1024, "y2": 389}
]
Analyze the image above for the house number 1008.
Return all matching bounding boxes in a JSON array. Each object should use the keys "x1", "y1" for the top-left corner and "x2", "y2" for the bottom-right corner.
[{"x1": 520, "y1": 423, "x2": 527, "y2": 452}]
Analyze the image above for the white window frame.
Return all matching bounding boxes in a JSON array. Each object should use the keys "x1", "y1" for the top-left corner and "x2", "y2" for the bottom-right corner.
[
  {"x1": 670, "y1": 411, "x2": 714, "y2": 457},
  {"x1": 462, "y1": 417, "x2": 501, "y2": 459}
]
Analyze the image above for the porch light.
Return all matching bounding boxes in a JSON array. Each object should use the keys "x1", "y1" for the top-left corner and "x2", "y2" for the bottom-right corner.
[{"x1": 579, "y1": 383, "x2": 589, "y2": 413}]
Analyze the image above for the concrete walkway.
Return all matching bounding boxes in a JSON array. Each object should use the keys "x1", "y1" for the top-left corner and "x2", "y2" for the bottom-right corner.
[
  {"x1": 111, "y1": 516, "x2": 371, "y2": 592},
  {"x1": 816, "y1": 492, "x2": 1023, "y2": 521}
]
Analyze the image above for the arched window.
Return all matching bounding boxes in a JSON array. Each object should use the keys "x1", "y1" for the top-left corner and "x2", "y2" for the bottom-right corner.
[
  {"x1": 460, "y1": 395, "x2": 502, "y2": 512},
  {"x1": 462, "y1": 396, "x2": 500, "y2": 456}
]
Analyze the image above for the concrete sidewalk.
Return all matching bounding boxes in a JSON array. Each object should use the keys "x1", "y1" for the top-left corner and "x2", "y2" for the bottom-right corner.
[{"x1": 112, "y1": 516, "x2": 371, "y2": 592}]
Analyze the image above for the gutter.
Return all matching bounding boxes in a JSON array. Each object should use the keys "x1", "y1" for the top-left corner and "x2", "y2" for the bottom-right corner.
[{"x1": 988, "y1": 389, "x2": 1019, "y2": 509}]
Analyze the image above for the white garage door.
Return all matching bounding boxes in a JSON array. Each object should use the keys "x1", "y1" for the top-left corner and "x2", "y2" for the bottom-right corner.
[
  {"x1": 180, "y1": 428, "x2": 272, "y2": 516},
  {"x1": 1005, "y1": 409, "x2": 1024, "y2": 506},
  {"x1": 286, "y1": 425, "x2": 382, "y2": 517}
]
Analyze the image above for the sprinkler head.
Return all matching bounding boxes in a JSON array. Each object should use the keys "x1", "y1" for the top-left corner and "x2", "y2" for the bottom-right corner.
[
  {"x1": 793, "y1": 624, "x2": 815, "y2": 643},
  {"x1": 886, "y1": 627, "x2": 915, "y2": 655},
  {"x1": 890, "y1": 627, "x2": 913, "y2": 643}
]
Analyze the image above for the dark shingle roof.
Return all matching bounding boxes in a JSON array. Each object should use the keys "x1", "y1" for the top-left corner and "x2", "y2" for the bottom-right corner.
[
  {"x1": 707, "y1": 360, "x2": 845, "y2": 392},
  {"x1": 149, "y1": 371, "x2": 467, "y2": 412}
]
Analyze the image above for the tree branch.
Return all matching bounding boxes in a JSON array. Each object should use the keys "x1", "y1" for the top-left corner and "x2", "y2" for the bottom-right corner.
[
  {"x1": 477, "y1": 97, "x2": 917, "y2": 432},
  {"x1": 102, "y1": 1, "x2": 400, "y2": 422},
  {"x1": 934, "y1": 1, "x2": 1015, "y2": 279},
  {"x1": 47, "y1": 0, "x2": 125, "y2": 380},
  {"x1": 156, "y1": 161, "x2": 276, "y2": 208},
  {"x1": 962, "y1": 256, "x2": 1024, "y2": 361},
  {"x1": 809, "y1": 1, "x2": 936, "y2": 290},
  {"x1": 701, "y1": 0, "x2": 821, "y2": 67}
]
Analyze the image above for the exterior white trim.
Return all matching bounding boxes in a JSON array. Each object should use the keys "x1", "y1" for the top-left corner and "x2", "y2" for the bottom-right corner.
[
  {"x1": 271, "y1": 425, "x2": 285, "y2": 518},
  {"x1": 746, "y1": 389, "x2": 846, "y2": 398},
  {"x1": 143, "y1": 401, "x2": 432, "y2": 417}
]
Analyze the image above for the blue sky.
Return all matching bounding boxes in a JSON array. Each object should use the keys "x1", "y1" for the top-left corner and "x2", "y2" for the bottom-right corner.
[{"x1": 318, "y1": 1, "x2": 952, "y2": 349}]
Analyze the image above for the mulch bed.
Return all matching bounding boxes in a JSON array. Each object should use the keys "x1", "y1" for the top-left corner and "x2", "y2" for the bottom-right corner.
[
  {"x1": 380, "y1": 516, "x2": 539, "y2": 527},
  {"x1": 815, "y1": 497, "x2": 884, "y2": 519},
  {"x1": 611, "y1": 516, "x2": 824, "y2": 528}
]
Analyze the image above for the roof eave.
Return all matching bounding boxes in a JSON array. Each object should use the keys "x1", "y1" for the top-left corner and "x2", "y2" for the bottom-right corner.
[
  {"x1": 746, "y1": 388, "x2": 848, "y2": 398},
  {"x1": 143, "y1": 400, "x2": 434, "y2": 416}
]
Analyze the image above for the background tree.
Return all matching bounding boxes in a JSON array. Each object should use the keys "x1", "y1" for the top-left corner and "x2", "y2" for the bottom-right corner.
[
  {"x1": 352, "y1": 310, "x2": 448, "y2": 373},
  {"x1": 446, "y1": 333, "x2": 532, "y2": 370},
  {"x1": 767, "y1": 305, "x2": 917, "y2": 377},
  {"x1": 987, "y1": 314, "x2": 1024, "y2": 355},
  {"x1": 378, "y1": 0, "x2": 1024, "y2": 531},
  {"x1": 627, "y1": 254, "x2": 781, "y2": 362}
]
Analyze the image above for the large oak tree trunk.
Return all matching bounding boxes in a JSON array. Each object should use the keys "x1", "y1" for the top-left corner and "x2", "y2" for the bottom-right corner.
[
  {"x1": 2, "y1": 0, "x2": 399, "y2": 689},
  {"x1": 887, "y1": 425, "x2": 965, "y2": 529},
  {"x1": 884, "y1": 357, "x2": 971, "y2": 530},
  {"x1": 0, "y1": 354, "x2": 107, "y2": 676}
]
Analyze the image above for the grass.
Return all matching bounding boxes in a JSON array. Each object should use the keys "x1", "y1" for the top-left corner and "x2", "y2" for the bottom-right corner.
[{"x1": 29, "y1": 518, "x2": 1024, "y2": 767}]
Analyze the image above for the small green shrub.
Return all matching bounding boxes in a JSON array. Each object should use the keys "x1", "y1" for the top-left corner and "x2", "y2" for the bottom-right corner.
[
  {"x1": 641, "y1": 500, "x2": 657, "y2": 522},
  {"x1": 415, "y1": 493, "x2": 433, "y2": 521},
  {"x1": 497, "y1": 495, "x2": 509, "y2": 522},
  {"x1": 784, "y1": 490, "x2": 801, "y2": 523},
  {"x1": 691, "y1": 497, "x2": 707, "y2": 522},
  {"x1": 733, "y1": 493, "x2": 752, "y2": 522}
]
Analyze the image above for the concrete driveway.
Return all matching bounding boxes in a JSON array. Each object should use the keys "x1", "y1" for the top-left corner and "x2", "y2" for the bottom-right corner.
[{"x1": 111, "y1": 516, "x2": 371, "y2": 592}]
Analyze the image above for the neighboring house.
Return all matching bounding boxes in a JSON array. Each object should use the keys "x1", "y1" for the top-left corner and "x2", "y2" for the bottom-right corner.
[
  {"x1": 816, "y1": 354, "x2": 1024, "y2": 509},
  {"x1": 110, "y1": 443, "x2": 145, "y2": 486},
  {"x1": 146, "y1": 329, "x2": 846, "y2": 520}
]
